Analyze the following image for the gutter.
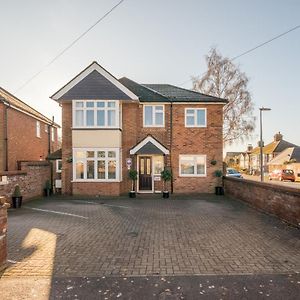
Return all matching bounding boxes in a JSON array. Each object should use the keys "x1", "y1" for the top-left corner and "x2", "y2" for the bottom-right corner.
[{"x1": 170, "y1": 100, "x2": 174, "y2": 193}]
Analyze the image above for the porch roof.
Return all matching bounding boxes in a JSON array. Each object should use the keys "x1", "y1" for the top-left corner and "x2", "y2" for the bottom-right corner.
[{"x1": 130, "y1": 136, "x2": 169, "y2": 155}]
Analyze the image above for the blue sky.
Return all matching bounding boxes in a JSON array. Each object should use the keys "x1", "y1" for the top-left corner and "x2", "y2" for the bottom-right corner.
[{"x1": 1, "y1": 0, "x2": 299, "y2": 152}]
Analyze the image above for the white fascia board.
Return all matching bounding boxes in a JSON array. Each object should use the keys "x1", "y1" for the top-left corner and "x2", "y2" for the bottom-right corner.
[
  {"x1": 51, "y1": 62, "x2": 139, "y2": 101},
  {"x1": 130, "y1": 136, "x2": 169, "y2": 155}
]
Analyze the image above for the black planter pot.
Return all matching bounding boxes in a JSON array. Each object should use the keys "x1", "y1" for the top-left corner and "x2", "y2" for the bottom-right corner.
[
  {"x1": 129, "y1": 191, "x2": 136, "y2": 198},
  {"x1": 215, "y1": 186, "x2": 224, "y2": 196},
  {"x1": 162, "y1": 191, "x2": 169, "y2": 198},
  {"x1": 12, "y1": 196, "x2": 23, "y2": 208},
  {"x1": 44, "y1": 188, "x2": 53, "y2": 197}
]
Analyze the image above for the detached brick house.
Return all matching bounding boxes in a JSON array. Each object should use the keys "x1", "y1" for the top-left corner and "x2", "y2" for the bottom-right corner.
[
  {"x1": 0, "y1": 87, "x2": 60, "y2": 172},
  {"x1": 51, "y1": 62, "x2": 227, "y2": 195}
]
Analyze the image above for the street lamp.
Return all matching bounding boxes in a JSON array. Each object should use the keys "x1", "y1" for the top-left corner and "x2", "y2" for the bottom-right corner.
[{"x1": 259, "y1": 107, "x2": 271, "y2": 182}]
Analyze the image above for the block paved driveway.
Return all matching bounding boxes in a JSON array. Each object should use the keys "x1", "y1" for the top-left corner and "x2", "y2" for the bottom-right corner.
[{"x1": 2, "y1": 194, "x2": 300, "y2": 278}]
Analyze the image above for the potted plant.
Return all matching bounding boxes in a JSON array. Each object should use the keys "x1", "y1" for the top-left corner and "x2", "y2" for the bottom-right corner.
[
  {"x1": 12, "y1": 185, "x2": 23, "y2": 208},
  {"x1": 44, "y1": 180, "x2": 52, "y2": 197},
  {"x1": 161, "y1": 168, "x2": 172, "y2": 198},
  {"x1": 214, "y1": 170, "x2": 224, "y2": 195},
  {"x1": 128, "y1": 169, "x2": 138, "y2": 198}
]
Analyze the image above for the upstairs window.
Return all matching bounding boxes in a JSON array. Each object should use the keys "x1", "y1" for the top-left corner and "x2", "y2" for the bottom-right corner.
[
  {"x1": 185, "y1": 108, "x2": 206, "y2": 127},
  {"x1": 73, "y1": 100, "x2": 119, "y2": 128},
  {"x1": 36, "y1": 121, "x2": 41, "y2": 138},
  {"x1": 51, "y1": 127, "x2": 55, "y2": 142},
  {"x1": 143, "y1": 105, "x2": 164, "y2": 127}
]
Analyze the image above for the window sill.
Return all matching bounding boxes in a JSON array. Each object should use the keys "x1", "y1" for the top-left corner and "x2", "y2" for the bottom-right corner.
[
  {"x1": 0, "y1": 181, "x2": 8, "y2": 185},
  {"x1": 184, "y1": 125, "x2": 207, "y2": 128},
  {"x1": 179, "y1": 174, "x2": 207, "y2": 177},
  {"x1": 71, "y1": 180, "x2": 121, "y2": 183},
  {"x1": 72, "y1": 127, "x2": 122, "y2": 131}
]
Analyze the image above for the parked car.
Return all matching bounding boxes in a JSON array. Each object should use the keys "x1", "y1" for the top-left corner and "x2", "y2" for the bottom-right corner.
[
  {"x1": 226, "y1": 168, "x2": 243, "y2": 178},
  {"x1": 269, "y1": 169, "x2": 295, "y2": 182}
]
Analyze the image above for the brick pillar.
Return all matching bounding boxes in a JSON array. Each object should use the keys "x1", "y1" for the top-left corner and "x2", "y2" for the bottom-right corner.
[{"x1": 0, "y1": 196, "x2": 10, "y2": 270}]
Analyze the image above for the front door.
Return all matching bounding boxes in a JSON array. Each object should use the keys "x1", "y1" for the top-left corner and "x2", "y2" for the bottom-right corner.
[{"x1": 139, "y1": 156, "x2": 152, "y2": 191}]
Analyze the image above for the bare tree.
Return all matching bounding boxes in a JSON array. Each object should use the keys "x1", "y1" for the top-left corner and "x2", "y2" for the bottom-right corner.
[{"x1": 192, "y1": 47, "x2": 255, "y2": 145}]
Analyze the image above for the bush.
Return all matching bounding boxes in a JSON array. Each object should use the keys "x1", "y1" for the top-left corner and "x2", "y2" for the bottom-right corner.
[{"x1": 12, "y1": 185, "x2": 22, "y2": 197}]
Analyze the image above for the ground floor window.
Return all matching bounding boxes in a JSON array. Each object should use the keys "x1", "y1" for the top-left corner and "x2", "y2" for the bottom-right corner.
[
  {"x1": 73, "y1": 148, "x2": 120, "y2": 181},
  {"x1": 153, "y1": 156, "x2": 164, "y2": 175},
  {"x1": 179, "y1": 155, "x2": 206, "y2": 177}
]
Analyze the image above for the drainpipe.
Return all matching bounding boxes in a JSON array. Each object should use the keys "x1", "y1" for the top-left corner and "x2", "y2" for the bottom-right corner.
[
  {"x1": 170, "y1": 101, "x2": 173, "y2": 194},
  {"x1": 0, "y1": 99, "x2": 10, "y2": 171}
]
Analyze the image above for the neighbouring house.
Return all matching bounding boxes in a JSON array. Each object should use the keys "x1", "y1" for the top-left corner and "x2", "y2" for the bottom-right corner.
[
  {"x1": 46, "y1": 148, "x2": 62, "y2": 193},
  {"x1": 50, "y1": 61, "x2": 227, "y2": 196},
  {"x1": 0, "y1": 87, "x2": 60, "y2": 172},
  {"x1": 268, "y1": 147, "x2": 300, "y2": 181},
  {"x1": 249, "y1": 132, "x2": 298, "y2": 174},
  {"x1": 224, "y1": 152, "x2": 243, "y2": 170}
]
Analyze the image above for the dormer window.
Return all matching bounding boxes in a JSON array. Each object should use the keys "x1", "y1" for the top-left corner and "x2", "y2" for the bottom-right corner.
[{"x1": 73, "y1": 100, "x2": 119, "y2": 128}]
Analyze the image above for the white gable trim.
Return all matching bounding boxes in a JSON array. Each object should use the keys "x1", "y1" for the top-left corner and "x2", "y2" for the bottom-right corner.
[
  {"x1": 51, "y1": 61, "x2": 139, "y2": 101},
  {"x1": 130, "y1": 136, "x2": 169, "y2": 155}
]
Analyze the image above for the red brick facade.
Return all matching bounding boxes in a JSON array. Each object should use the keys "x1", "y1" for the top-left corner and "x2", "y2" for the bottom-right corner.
[
  {"x1": 61, "y1": 101, "x2": 224, "y2": 196},
  {"x1": 0, "y1": 102, "x2": 59, "y2": 171}
]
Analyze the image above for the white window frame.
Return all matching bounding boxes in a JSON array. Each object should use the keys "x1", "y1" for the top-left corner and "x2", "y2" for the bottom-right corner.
[
  {"x1": 56, "y1": 159, "x2": 62, "y2": 173},
  {"x1": 185, "y1": 108, "x2": 207, "y2": 127},
  {"x1": 72, "y1": 100, "x2": 120, "y2": 128},
  {"x1": 45, "y1": 124, "x2": 48, "y2": 133},
  {"x1": 36, "y1": 121, "x2": 41, "y2": 138},
  {"x1": 143, "y1": 105, "x2": 165, "y2": 127},
  {"x1": 72, "y1": 148, "x2": 120, "y2": 182},
  {"x1": 179, "y1": 154, "x2": 207, "y2": 177},
  {"x1": 51, "y1": 127, "x2": 55, "y2": 142}
]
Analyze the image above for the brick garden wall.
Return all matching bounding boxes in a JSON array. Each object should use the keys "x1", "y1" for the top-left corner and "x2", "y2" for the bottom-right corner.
[
  {"x1": 0, "y1": 161, "x2": 51, "y2": 204},
  {"x1": 0, "y1": 197, "x2": 9, "y2": 269},
  {"x1": 224, "y1": 177, "x2": 300, "y2": 227}
]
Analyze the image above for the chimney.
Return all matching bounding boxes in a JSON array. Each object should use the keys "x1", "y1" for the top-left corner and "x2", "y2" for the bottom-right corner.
[
  {"x1": 274, "y1": 132, "x2": 283, "y2": 142},
  {"x1": 247, "y1": 144, "x2": 253, "y2": 152}
]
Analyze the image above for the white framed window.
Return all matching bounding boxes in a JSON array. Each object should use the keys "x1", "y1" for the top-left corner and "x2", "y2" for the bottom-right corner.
[
  {"x1": 185, "y1": 108, "x2": 206, "y2": 127},
  {"x1": 73, "y1": 100, "x2": 119, "y2": 128},
  {"x1": 56, "y1": 159, "x2": 62, "y2": 173},
  {"x1": 51, "y1": 127, "x2": 55, "y2": 141},
  {"x1": 143, "y1": 105, "x2": 164, "y2": 127},
  {"x1": 73, "y1": 148, "x2": 120, "y2": 182},
  {"x1": 36, "y1": 121, "x2": 41, "y2": 138},
  {"x1": 179, "y1": 155, "x2": 206, "y2": 177},
  {"x1": 153, "y1": 156, "x2": 164, "y2": 175},
  {"x1": 45, "y1": 124, "x2": 48, "y2": 133}
]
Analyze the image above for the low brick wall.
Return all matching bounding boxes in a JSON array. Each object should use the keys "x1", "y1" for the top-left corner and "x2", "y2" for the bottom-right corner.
[
  {"x1": 224, "y1": 177, "x2": 300, "y2": 227},
  {"x1": 0, "y1": 161, "x2": 51, "y2": 204},
  {"x1": 0, "y1": 197, "x2": 9, "y2": 269}
]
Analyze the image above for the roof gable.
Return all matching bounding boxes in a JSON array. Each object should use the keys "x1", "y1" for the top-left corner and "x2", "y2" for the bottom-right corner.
[
  {"x1": 130, "y1": 135, "x2": 169, "y2": 155},
  {"x1": 0, "y1": 87, "x2": 59, "y2": 127},
  {"x1": 51, "y1": 62, "x2": 138, "y2": 101}
]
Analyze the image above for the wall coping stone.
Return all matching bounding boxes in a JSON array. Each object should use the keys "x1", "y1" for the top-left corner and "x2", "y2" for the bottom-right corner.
[{"x1": 224, "y1": 176, "x2": 300, "y2": 197}]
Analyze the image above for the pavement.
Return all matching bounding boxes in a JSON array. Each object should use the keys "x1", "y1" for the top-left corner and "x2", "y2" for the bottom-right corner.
[{"x1": 0, "y1": 194, "x2": 299, "y2": 299}]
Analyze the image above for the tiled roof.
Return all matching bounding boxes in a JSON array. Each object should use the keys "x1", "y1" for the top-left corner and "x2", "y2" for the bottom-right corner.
[
  {"x1": 251, "y1": 140, "x2": 298, "y2": 155},
  {"x1": 0, "y1": 87, "x2": 60, "y2": 127},
  {"x1": 46, "y1": 148, "x2": 62, "y2": 160},
  {"x1": 118, "y1": 77, "x2": 168, "y2": 102},
  {"x1": 119, "y1": 78, "x2": 227, "y2": 103},
  {"x1": 143, "y1": 84, "x2": 228, "y2": 103},
  {"x1": 268, "y1": 147, "x2": 300, "y2": 165}
]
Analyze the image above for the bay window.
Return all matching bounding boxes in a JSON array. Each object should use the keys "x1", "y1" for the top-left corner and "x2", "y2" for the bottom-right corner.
[
  {"x1": 73, "y1": 100, "x2": 119, "y2": 128},
  {"x1": 179, "y1": 155, "x2": 206, "y2": 177},
  {"x1": 73, "y1": 148, "x2": 120, "y2": 181}
]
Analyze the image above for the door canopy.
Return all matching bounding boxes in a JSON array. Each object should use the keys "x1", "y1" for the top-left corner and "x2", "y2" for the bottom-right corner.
[{"x1": 129, "y1": 136, "x2": 169, "y2": 155}]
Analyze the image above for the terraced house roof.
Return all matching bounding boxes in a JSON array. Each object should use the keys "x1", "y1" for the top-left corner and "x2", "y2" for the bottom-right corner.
[
  {"x1": 0, "y1": 87, "x2": 60, "y2": 127},
  {"x1": 251, "y1": 140, "x2": 298, "y2": 155}
]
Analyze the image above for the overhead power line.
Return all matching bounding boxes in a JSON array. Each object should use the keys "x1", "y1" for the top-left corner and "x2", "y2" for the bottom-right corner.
[
  {"x1": 179, "y1": 24, "x2": 300, "y2": 87},
  {"x1": 15, "y1": 0, "x2": 125, "y2": 93}
]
